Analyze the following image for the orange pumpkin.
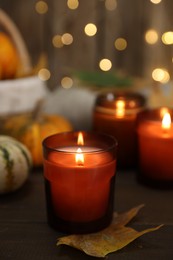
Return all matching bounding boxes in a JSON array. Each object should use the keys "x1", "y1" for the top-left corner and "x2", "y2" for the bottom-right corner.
[
  {"x1": 0, "y1": 31, "x2": 19, "y2": 79},
  {"x1": 1, "y1": 113, "x2": 73, "y2": 167}
]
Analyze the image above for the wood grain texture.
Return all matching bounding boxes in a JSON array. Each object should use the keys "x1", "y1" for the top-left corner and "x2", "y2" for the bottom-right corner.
[{"x1": 0, "y1": 170, "x2": 173, "y2": 259}]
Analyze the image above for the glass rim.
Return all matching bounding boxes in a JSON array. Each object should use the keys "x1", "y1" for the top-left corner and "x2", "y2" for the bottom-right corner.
[
  {"x1": 137, "y1": 107, "x2": 173, "y2": 123},
  {"x1": 95, "y1": 91, "x2": 146, "y2": 107},
  {"x1": 42, "y1": 131, "x2": 118, "y2": 154}
]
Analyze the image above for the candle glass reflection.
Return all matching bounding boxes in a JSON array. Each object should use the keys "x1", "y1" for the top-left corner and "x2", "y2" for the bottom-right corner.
[
  {"x1": 42, "y1": 131, "x2": 117, "y2": 234},
  {"x1": 137, "y1": 108, "x2": 173, "y2": 188},
  {"x1": 93, "y1": 91, "x2": 146, "y2": 169}
]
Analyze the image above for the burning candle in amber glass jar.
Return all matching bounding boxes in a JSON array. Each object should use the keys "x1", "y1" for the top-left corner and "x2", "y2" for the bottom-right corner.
[
  {"x1": 137, "y1": 108, "x2": 173, "y2": 188},
  {"x1": 42, "y1": 131, "x2": 117, "y2": 234},
  {"x1": 93, "y1": 91, "x2": 146, "y2": 169}
]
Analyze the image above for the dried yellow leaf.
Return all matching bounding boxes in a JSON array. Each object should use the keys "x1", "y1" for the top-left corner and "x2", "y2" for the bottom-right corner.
[{"x1": 57, "y1": 205, "x2": 163, "y2": 258}]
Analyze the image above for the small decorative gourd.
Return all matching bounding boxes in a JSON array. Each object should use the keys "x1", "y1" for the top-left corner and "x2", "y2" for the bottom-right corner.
[
  {"x1": 1, "y1": 110, "x2": 73, "y2": 167},
  {"x1": 0, "y1": 135, "x2": 32, "y2": 194}
]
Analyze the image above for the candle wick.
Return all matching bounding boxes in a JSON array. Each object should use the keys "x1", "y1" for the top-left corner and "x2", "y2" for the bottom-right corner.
[{"x1": 78, "y1": 162, "x2": 84, "y2": 167}]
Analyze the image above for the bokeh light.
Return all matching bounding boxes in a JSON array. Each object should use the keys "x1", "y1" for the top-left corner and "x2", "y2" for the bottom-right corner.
[
  {"x1": 61, "y1": 76, "x2": 73, "y2": 89},
  {"x1": 61, "y1": 33, "x2": 73, "y2": 45},
  {"x1": 114, "y1": 38, "x2": 127, "y2": 51},
  {"x1": 162, "y1": 31, "x2": 173, "y2": 45},
  {"x1": 145, "y1": 29, "x2": 158, "y2": 44},
  {"x1": 152, "y1": 68, "x2": 170, "y2": 83},
  {"x1": 52, "y1": 35, "x2": 63, "y2": 48},
  {"x1": 84, "y1": 23, "x2": 97, "y2": 36},
  {"x1": 99, "y1": 59, "x2": 112, "y2": 71},
  {"x1": 67, "y1": 0, "x2": 79, "y2": 10},
  {"x1": 38, "y1": 68, "x2": 51, "y2": 81},
  {"x1": 105, "y1": 0, "x2": 117, "y2": 11},
  {"x1": 150, "y1": 0, "x2": 162, "y2": 4},
  {"x1": 35, "y1": 1, "x2": 48, "y2": 14}
]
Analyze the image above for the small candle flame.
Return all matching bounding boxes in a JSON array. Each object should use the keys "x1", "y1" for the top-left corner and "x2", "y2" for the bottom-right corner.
[
  {"x1": 116, "y1": 100, "x2": 125, "y2": 117},
  {"x1": 77, "y1": 132, "x2": 84, "y2": 145},
  {"x1": 160, "y1": 107, "x2": 169, "y2": 118},
  {"x1": 75, "y1": 148, "x2": 84, "y2": 166},
  {"x1": 162, "y1": 112, "x2": 171, "y2": 130}
]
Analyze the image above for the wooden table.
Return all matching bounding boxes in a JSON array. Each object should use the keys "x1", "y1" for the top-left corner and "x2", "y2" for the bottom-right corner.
[{"x1": 0, "y1": 169, "x2": 173, "y2": 259}]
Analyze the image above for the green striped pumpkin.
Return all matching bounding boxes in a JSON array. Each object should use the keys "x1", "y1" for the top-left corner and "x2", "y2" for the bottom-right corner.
[{"x1": 0, "y1": 135, "x2": 32, "y2": 194}]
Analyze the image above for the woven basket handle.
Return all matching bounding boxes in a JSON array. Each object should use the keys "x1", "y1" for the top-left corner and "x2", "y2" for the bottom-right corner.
[{"x1": 0, "y1": 8, "x2": 32, "y2": 74}]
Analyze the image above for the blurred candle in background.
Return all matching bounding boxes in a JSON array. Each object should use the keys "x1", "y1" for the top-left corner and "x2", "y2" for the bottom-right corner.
[
  {"x1": 93, "y1": 91, "x2": 146, "y2": 169},
  {"x1": 137, "y1": 108, "x2": 173, "y2": 188}
]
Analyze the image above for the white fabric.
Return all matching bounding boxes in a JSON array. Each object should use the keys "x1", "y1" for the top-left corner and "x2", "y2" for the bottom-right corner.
[
  {"x1": 43, "y1": 87, "x2": 97, "y2": 130},
  {"x1": 0, "y1": 76, "x2": 48, "y2": 115}
]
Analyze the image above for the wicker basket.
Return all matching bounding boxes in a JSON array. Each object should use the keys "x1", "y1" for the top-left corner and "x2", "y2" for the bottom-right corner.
[{"x1": 0, "y1": 8, "x2": 48, "y2": 116}]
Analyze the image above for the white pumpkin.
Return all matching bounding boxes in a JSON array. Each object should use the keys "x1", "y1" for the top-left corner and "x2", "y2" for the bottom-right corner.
[{"x1": 0, "y1": 135, "x2": 32, "y2": 194}]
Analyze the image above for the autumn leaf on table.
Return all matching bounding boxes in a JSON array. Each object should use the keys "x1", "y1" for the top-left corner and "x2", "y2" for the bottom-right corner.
[{"x1": 57, "y1": 205, "x2": 163, "y2": 258}]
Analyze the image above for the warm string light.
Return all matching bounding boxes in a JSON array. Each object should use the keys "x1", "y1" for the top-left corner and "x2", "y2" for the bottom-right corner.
[
  {"x1": 61, "y1": 33, "x2": 73, "y2": 45},
  {"x1": 67, "y1": 0, "x2": 79, "y2": 10},
  {"x1": 144, "y1": 30, "x2": 173, "y2": 45},
  {"x1": 145, "y1": 29, "x2": 158, "y2": 44},
  {"x1": 38, "y1": 68, "x2": 51, "y2": 81},
  {"x1": 52, "y1": 33, "x2": 73, "y2": 48},
  {"x1": 52, "y1": 35, "x2": 63, "y2": 48},
  {"x1": 61, "y1": 77, "x2": 73, "y2": 89},
  {"x1": 84, "y1": 23, "x2": 97, "y2": 37},
  {"x1": 144, "y1": 29, "x2": 173, "y2": 79},
  {"x1": 152, "y1": 68, "x2": 170, "y2": 83},
  {"x1": 162, "y1": 31, "x2": 173, "y2": 45},
  {"x1": 35, "y1": 1, "x2": 48, "y2": 14},
  {"x1": 105, "y1": 0, "x2": 117, "y2": 11},
  {"x1": 35, "y1": 0, "x2": 172, "y2": 86},
  {"x1": 99, "y1": 59, "x2": 112, "y2": 71},
  {"x1": 150, "y1": 0, "x2": 162, "y2": 4},
  {"x1": 114, "y1": 38, "x2": 127, "y2": 51},
  {"x1": 51, "y1": 1, "x2": 127, "y2": 77}
]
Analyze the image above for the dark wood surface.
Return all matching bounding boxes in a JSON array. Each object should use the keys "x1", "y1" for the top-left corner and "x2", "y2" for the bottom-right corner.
[{"x1": 0, "y1": 168, "x2": 173, "y2": 260}]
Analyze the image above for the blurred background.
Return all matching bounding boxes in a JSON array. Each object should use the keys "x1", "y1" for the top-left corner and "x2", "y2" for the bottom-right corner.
[
  {"x1": 1, "y1": 0, "x2": 173, "y2": 87},
  {"x1": 1, "y1": 0, "x2": 173, "y2": 129}
]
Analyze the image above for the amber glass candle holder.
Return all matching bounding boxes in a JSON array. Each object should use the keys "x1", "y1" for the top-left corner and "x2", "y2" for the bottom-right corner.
[
  {"x1": 93, "y1": 91, "x2": 146, "y2": 169},
  {"x1": 42, "y1": 131, "x2": 117, "y2": 234},
  {"x1": 136, "y1": 108, "x2": 173, "y2": 188}
]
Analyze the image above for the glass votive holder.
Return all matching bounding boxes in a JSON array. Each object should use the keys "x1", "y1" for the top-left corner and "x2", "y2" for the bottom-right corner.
[
  {"x1": 93, "y1": 91, "x2": 146, "y2": 169},
  {"x1": 136, "y1": 107, "x2": 173, "y2": 188},
  {"x1": 42, "y1": 131, "x2": 117, "y2": 234}
]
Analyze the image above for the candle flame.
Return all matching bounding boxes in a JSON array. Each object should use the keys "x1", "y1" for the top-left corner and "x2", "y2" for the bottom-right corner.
[
  {"x1": 116, "y1": 100, "x2": 125, "y2": 117},
  {"x1": 77, "y1": 132, "x2": 84, "y2": 145},
  {"x1": 160, "y1": 107, "x2": 169, "y2": 118},
  {"x1": 75, "y1": 148, "x2": 84, "y2": 166},
  {"x1": 162, "y1": 112, "x2": 171, "y2": 130}
]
